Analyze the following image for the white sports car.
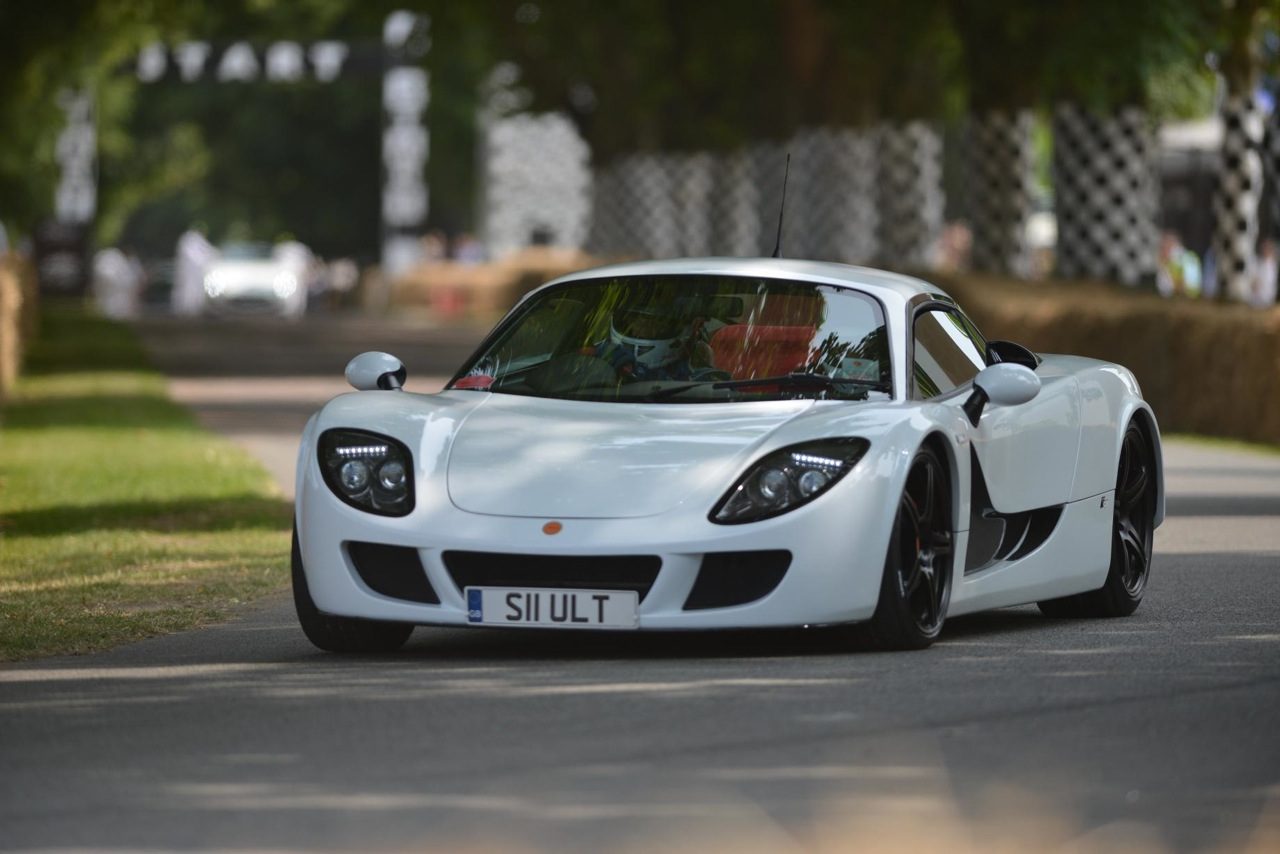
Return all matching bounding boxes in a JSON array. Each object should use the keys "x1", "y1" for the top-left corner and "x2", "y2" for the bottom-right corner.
[
  {"x1": 202, "y1": 241, "x2": 307, "y2": 318},
  {"x1": 292, "y1": 258, "x2": 1164, "y2": 652}
]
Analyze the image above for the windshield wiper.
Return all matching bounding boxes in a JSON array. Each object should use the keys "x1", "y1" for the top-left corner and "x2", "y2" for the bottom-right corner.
[{"x1": 646, "y1": 373, "x2": 890, "y2": 401}]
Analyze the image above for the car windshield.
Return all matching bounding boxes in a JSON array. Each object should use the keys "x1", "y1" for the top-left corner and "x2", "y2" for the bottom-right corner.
[
  {"x1": 219, "y1": 241, "x2": 273, "y2": 260},
  {"x1": 449, "y1": 275, "x2": 893, "y2": 404}
]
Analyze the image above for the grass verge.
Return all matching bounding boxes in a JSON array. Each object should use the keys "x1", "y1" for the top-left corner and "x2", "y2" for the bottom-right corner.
[{"x1": 0, "y1": 304, "x2": 291, "y2": 662}]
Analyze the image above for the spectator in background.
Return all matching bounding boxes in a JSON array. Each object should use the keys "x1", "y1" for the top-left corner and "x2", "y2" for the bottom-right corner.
[
  {"x1": 92, "y1": 246, "x2": 144, "y2": 319},
  {"x1": 422, "y1": 230, "x2": 448, "y2": 262},
  {"x1": 1201, "y1": 247, "x2": 1218, "y2": 300},
  {"x1": 173, "y1": 227, "x2": 216, "y2": 317},
  {"x1": 273, "y1": 236, "x2": 313, "y2": 320},
  {"x1": 1252, "y1": 239, "x2": 1278, "y2": 308},
  {"x1": 452, "y1": 233, "x2": 485, "y2": 264},
  {"x1": 1156, "y1": 231, "x2": 1201, "y2": 298}
]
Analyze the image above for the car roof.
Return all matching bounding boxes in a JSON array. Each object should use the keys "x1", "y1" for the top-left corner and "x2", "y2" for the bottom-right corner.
[{"x1": 541, "y1": 257, "x2": 953, "y2": 305}]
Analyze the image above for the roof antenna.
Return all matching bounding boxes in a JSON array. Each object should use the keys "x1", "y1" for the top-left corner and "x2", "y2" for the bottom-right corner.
[{"x1": 770, "y1": 152, "x2": 791, "y2": 258}]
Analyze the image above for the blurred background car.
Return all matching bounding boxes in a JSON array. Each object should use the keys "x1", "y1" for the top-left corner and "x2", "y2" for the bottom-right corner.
[{"x1": 201, "y1": 240, "x2": 308, "y2": 319}]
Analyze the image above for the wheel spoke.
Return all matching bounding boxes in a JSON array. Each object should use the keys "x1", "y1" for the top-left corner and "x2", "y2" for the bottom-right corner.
[
  {"x1": 923, "y1": 530, "x2": 953, "y2": 556},
  {"x1": 1115, "y1": 517, "x2": 1148, "y2": 589},
  {"x1": 921, "y1": 564, "x2": 939, "y2": 625},
  {"x1": 895, "y1": 498, "x2": 923, "y2": 597},
  {"x1": 920, "y1": 463, "x2": 936, "y2": 525},
  {"x1": 1118, "y1": 463, "x2": 1148, "y2": 509},
  {"x1": 903, "y1": 561, "x2": 924, "y2": 596}
]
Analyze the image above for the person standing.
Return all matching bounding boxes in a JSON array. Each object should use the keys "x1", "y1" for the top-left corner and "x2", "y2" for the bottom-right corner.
[
  {"x1": 172, "y1": 227, "x2": 216, "y2": 317},
  {"x1": 1252, "y1": 239, "x2": 1278, "y2": 308}
]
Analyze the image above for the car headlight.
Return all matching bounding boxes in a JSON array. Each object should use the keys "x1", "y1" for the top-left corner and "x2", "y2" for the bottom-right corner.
[
  {"x1": 318, "y1": 429, "x2": 414, "y2": 516},
  {"x1": 204, "y1": 271, "x2": 225, "y2": 297},
  {"x1": 710, "y1": 438, "x2": 869, "y2": 524},
  {"x1": 273, "y1": 271, "x2": 298, "y2": 298}
]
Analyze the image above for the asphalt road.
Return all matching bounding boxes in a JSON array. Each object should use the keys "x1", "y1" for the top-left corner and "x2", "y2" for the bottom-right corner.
[{"x1": 2, "y1": 314, "x2": 1279, "y2": 852}]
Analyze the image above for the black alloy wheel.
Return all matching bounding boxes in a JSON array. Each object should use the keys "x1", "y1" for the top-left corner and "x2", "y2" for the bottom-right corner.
[
  {"x1": 1039, "y1": 421, "x2": 1155, "y2": 618},
  {"x1": 865, "y1": 445, "x2": 954, "y2": 650},
  {"x1": 1112, "y1": 424, "x2": 1155, "y2": 599}
]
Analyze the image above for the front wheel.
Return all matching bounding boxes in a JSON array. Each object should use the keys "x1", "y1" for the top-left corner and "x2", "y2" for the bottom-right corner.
[
  {"x1": 292, "y1": 525, "x2": 414, "y2": 653},
  {"x1": 864, "y1": 445, "x2": 954, "y2": 650},
  {"x1": 1038, "y1": 420, "x2": 1155, "y2": 619}
]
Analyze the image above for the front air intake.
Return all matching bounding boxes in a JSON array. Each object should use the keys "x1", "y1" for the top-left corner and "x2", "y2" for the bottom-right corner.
[
  {"x1": 346, "y1": 542, "x2": 439, "y2": 604},
  {"x1": 683, "y1": 551, "x2": 791, "y2": 610}
]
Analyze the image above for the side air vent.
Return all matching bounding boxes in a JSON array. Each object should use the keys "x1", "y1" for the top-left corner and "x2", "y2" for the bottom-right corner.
[
  {"x1": 683, "y1": 550, "x2": 791, "y2": 611},
  {"x1": 346, "y1": 542, "x2": 439, "y2": 604},
  {"x1": 965, "y1": 448, "x2": 1064, "y2": 574}
]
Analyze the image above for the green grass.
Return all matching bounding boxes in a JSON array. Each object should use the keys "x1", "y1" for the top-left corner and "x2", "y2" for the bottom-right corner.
[{"x1": 0, "y1": 304, "x2": 291, "y2": 661}]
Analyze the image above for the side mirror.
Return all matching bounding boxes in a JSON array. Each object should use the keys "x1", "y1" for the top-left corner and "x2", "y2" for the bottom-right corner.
[
  {"x1": 962, "y1": 363, "x2": 1040, "y2": 426},
  {"x1": 345, "y1": 351, "x2": 407, "y2": 391}
]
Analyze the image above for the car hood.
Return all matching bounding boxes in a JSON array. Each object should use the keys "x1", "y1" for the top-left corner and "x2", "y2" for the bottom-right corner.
[{"x1": 445, "y1": 393, "x2": 815, "y2": 518}]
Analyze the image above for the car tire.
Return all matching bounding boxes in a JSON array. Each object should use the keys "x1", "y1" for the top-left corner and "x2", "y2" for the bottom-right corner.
[
  {"x1": 1038, "y1": 420, "x2": 1155, "y2": 619},
  {"x1": 864, "y1": 444, "x2": 954, "y2": 650},
  {"x1": 292, "y1": 525, "x2": 414, "y2": 653}
]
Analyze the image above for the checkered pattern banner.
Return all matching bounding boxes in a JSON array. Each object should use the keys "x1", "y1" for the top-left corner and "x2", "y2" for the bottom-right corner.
[
  {"x1": 875, "y1": 121, "x2": 943, "y2": 268},
  {"x1": 707, "y1": 147, "x2": 762, "y2": 257},
  {"x1": 1053, "y1": 104, "x2": 1158, "y2": 285},
  {"x1": 586, "y1": 128, "x2": 886, "y2": 263},
  {"x1": 480, "y1": 112, "x2": 591, "y2": 257},
  {"x1": 965, "y1": 110, "x2": 1036, "y2": 276},
  {"x1": 1213, "y1": 93, "x2": 1264, "y2": 301}
]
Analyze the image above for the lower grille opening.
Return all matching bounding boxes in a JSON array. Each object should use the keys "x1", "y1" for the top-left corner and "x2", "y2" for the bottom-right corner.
[
  {"x1": 684, "y1": 550, "x2": 791, "y2": 611},
  {"x1": 443, "y1": 551, "x2": 661, "y2": 602},
  {"x1": 346, "y1": 541, "x2": 439, "y2": 604}
]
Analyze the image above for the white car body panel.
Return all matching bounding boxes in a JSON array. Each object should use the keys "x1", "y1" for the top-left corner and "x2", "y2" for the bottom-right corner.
[
  {"x1": 294, "y1": 258, "x2": 1165, "y2": 632},
  {"x1": 447, "y1": 395, "x2": 814, "y2": 518}
]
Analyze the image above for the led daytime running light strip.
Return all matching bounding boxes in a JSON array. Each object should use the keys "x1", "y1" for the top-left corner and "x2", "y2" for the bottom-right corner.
[
  {"x1": 789, "y1": 452, "x2": 844, "y2": 470},
  {"x1": 336, "y1": 445, "x2": 389, "y2": 457}
]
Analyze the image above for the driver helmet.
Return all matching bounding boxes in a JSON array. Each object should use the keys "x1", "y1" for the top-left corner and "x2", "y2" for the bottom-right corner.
[{"x1": 609, "y1": 305, "x2": 686, "y2": 370}]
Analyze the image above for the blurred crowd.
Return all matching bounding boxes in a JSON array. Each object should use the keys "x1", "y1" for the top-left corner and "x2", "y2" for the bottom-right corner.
[{"x1": 1156, "y1": 231, "x2": 1278, "y2": 308}]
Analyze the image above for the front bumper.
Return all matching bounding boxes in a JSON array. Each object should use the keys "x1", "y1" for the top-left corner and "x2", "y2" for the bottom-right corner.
[{"x1": 296, "y1": 456, "x2": 903, "y2": 630}]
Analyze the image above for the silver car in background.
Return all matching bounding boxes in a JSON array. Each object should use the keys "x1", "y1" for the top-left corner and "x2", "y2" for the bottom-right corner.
[{"x1": 202, "y1": 241, "x2": 308, "y2": 319}]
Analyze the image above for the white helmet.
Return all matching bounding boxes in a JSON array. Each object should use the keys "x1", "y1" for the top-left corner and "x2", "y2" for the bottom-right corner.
[{"x1": 609, "y1": 306, "x2": 685, "y2": 370}]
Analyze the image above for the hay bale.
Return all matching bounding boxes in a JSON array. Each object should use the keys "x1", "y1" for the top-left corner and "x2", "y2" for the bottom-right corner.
[
  {"x1": 0, "y1": 259, "x2": 22, "y2": 399},
  {"x1": 390, "y1": 247, "x2": 600, "y2": 321}
]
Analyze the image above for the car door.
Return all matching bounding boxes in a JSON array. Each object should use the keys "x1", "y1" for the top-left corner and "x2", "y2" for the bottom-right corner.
[{"x1": 911, "y1": 305, "x2": 1081, "y2": 513}]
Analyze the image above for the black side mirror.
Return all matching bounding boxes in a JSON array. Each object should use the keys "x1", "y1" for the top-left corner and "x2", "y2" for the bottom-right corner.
[{"x1": 986, "y1": 339, "x2": 1040, "y2": 369}]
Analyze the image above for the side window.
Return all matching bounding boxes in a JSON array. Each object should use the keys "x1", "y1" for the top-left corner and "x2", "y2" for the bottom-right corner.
[{"x1": 912, "y1": 309, "x2": 987, "y2": 399}]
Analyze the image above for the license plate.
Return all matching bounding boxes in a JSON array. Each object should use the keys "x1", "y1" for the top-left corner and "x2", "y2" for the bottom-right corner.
[{"x1": 465, "y1": 587, "x2": 639, "y2": 629}]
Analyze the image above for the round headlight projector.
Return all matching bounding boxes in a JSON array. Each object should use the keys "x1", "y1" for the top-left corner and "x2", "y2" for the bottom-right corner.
[
  {"x1": 797, "y1": 468, "x2": 830, "y2": 497},
  {"x1": 339, "y1": 460, "x2": 370, "y2": 493},
  {"x1": 378, "y1": 460, "x2": 407, "y2": 490},
  {"x1": 757, "y1": 468, "x2": 790, "y2": 502}
]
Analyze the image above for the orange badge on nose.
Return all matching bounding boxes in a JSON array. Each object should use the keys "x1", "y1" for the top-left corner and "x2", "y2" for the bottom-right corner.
[{"x1": 542, "y1": 521, "x2": 563, "y2": 535}]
